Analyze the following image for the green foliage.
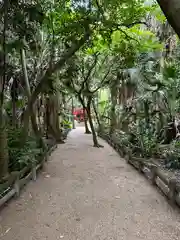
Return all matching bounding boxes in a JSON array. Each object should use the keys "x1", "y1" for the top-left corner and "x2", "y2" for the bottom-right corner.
[
  {"x1": 130, "y1": 120, "x2": 158, "y2": 157},
  {"x1": 112, "y1": 130, "x2": 132, "y2": 148},
  {"x1": 62, "y1": 119, "x2": 72, "y2": 129},
  {"x1": 8, "y1": 127, "x2": 42, "y2": 172},
  {"x1": 163, "y1": 140, "x2": 180, "y2": 169}
]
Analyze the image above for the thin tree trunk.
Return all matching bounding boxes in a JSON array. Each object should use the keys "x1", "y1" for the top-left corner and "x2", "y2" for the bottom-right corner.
[
  {"x1": 11, "y1": 79, "x2": 18, "y2": 127},
  {"x1": 110, "y1": 79, "x2": 118, "y2": 134},
  {"x1": 78, "y1": 95, "x2": 91, "y2": 134},
  {"x1": 84, "y1": 107, "x2": 91, "y2": 134},
  {"x1": 12, "y1": 96, "x2": 16, "y2": 126},
  {"x1": 0, "y1": 0, "x2": 9, "y2": 179},
  {"x1": 20, "y1": 47, "x2": 46, "y2": 149},
  {"x1": 86, "y1": 98, "x2": 103, "y2": 148},
  {"x1": 45, "y1": 96, "x2": 50, "y2": 138},
  {"x1": 37, "y1": 98, "x2": 42, "y2": 131},
  {"x1": 92, "y1": 99, "x2": 101, "y2": 131},
  {"x1": 71, "y1": 97, "x2": 75, "y2": 129},
  {"x1": 62, "y1": 93, "x2": 67, "y2": 110},
  {"x1": 22, "y1": 34, "x2": 89, "y2": 141},
  {"x1": 0, "y1": 107, "x2": 9, "y2": 179}
]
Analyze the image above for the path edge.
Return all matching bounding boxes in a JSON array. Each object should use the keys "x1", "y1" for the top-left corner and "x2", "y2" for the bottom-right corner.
[
  {"x1": 98, "y1": 131, "x2": 180, "y2": 209},
  {"x1": 0, "y1": 144, "x2": 58, "y2": 210}
]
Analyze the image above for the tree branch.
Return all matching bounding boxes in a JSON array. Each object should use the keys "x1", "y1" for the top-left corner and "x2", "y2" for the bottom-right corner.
[
  {"x1": 92, "y1": 66, "x2": 111, "y2": 93},
  {"x1": 30, "y1": 32, "x2": 90, "y2": 106},
  {"x1": 100, "y1": 20, "x2": 147, "y2": 43},
  {"x1": 120, "y1": 21, "x2": 148, "y2": 28},
  {"x1": 22, "y1": 31, "x2": 90, "y2": 136},
  {"x1": 80, "y1": 52, "x2": 100, "y2": 93},
  {"x1": 95, "y1": 0, "x2": 105, "y2": 18},
  {"x1": 118, "y1": 28, "x2": 139, "y2": 43}
]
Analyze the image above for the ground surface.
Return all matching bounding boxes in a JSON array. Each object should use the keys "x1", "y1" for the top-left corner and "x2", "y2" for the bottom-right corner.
[{"x1": 0, "y1": 126, "x2": 180, "y2": 240}]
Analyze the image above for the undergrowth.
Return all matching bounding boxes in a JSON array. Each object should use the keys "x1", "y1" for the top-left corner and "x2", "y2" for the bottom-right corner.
[{"x1": 8, "y1": 127, "x2": 42, "y2": 172}]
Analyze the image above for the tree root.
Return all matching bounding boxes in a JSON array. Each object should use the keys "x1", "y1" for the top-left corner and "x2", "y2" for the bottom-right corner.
[
  {"x1": 85, "y1": 131, "x2": 91, "y2": 134},
  {"x1": 93, "y1": 143, "x2": 104, "y2": 148},
  {"x1": 57, "y1": 139, "x2": 65, "y2": 144}
]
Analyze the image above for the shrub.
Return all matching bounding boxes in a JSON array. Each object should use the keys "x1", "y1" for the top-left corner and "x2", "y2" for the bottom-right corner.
[
  {"x1": 163, "y1": 140, "x2": 180, "y2": 169},
  {"x1": 62, "y1": 119, "x2": 72, "y2": 129},
  {"x1": 8, "y1": 127, "x2": 42, "y2": 172}
]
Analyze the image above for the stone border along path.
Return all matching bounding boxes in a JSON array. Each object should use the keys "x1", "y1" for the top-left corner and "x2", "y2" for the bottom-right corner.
[{"x1": 0, "y1": 126, "x2": 180, "y2": 240}]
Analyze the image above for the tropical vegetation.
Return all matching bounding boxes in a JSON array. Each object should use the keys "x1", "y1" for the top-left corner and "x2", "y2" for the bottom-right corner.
[{"x1": 1, "y1": 0, "x2": 180, "y2": 182}]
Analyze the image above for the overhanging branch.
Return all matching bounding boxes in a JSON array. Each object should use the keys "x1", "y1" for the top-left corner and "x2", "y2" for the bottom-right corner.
[
  {"x1": 80, "y1": 52, "x2": 100, "y2": 93},
  {"x1": 92, "y1": 66, "x2": 111, "y2": 93}
]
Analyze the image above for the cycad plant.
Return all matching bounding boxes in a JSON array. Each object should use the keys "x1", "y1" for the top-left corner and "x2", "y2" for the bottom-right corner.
[{"x1": 121, "y1": 49, "x2": 180, "y2": 158}]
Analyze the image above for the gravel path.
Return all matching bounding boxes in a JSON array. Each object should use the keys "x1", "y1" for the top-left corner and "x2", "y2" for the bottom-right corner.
[{"x1": 0, "y1": 127, "x2": 180, "y2": 240}]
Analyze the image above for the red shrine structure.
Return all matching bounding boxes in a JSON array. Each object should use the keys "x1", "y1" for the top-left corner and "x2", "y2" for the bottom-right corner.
[{"x1": 73, "y1": 108, "x2": 85, "y2": 122}]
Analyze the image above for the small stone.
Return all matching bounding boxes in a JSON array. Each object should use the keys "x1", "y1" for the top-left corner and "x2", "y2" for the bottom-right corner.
[
  {"x1": 45, "y1": 174, "x2": 50, "y2": 178},
  {"x1": 115, "y1": 196, "x2": 121, "y2": 199}
]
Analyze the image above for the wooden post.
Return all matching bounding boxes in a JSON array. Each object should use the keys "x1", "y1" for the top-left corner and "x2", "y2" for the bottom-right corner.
[
  {"x1": 118, "y1": 148, "x2": 123, "y2": 157},
  {"x1": 32, "y1": 162, "x2": 37, "y2": 181},
  {"x1": 138, "y1": 162, "x2": 143, "y2": 173},
  {"x1": 125, "y1": 154, "x2": 130, "y2": 163},
  {"x1": 150, "y1": 165, "x2": 157, "y2": 185},
  {"x1": 168, "y1": 178, "x2": 177, "y2": 204},
  {"x1": 114, "y1": 143, "x2": 117, "y2": 150},
  {"x1": 45, "y1": 151, "x2": 49, "y2": 162},
  {"x1": 14, "y1": 176, "x2": 20, "y2": 197}
]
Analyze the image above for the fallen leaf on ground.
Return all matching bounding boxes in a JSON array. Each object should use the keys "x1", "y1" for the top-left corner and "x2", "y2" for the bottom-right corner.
[
  {"x1": 0, "y1": 227, "x2": 11, "y2": 237},
  {"x1": 115, "y1": 196, "x2": 121, "y2": 199}
]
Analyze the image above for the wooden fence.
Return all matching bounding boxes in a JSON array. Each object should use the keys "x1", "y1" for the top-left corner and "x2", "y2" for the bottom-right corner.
[
  {"x1": 0, "y1": 144, "x2": 57, "y2": 208},
  {"x1": 98, "y1": 131, "x2": 180, "y2": 208}
]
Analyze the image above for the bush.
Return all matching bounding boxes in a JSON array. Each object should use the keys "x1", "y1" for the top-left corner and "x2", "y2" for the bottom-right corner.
[
  {"x1": 128, "y1": 121, "x2": 158, "y2": 158},
  {"x1": 62, "y1": 119, "x2": 72, "y2": 129},
  {"x1": 8, "y1": 127, "x2": 42, "y2": 172},
  {"x1": 163, "y1": 140, "x2": 180, "y2": 169}
]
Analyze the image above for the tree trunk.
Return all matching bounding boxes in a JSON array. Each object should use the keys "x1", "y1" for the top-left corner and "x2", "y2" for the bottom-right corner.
[
  {"x1": 37, "y1": 97, "x2": 42, "y2": 132},
  {"x1": 71, "y1": 97, "x2": 75, "y2": 129},
  {"x1": 62, "y1": 93, "x2": 67, "y2": 111},
  {"x1": 144, "y1": 101, "x2": 150, "y2": 129},
  {"x1": 156, "y1": 0, "x2": 180, "y2": 38},
  {"x1": 46, "y1": 95, "x2": 64, "y2": 143},
  {"x1": 92, "y1": 99, "x2": 101, "y2": 131},
  {"x1": 0, "y1": 0, "x2": 9, "y2": 178},
  {"x1": 78, "y1": 95, "x2": 91, "y2": 134},
  {"x1": 110, "y1": 78, "x2": 118, "y2": 134},
  {"x1": 110, "y1": 90, "x2": 117, "y2": 134},
  {"x1": 45, "y1": 96, "x2": 50, "y2": 138},
  {"x1": 22, "y1": 34, "x2": 89, "y2": 141},
  {"x1": 0, "y1": 106, "x2": 9, "y2": 179},
  {"x1": 20, "y1": 47, "x2": 46, "y2": 149},
  {"x1": 11, "y1": 79, "x2": 18, "y2": 127},
  {"x1": 84, "y1": 107, "x2": 91, "y2": 134},
  {"x1": 12, "y1": 97, "x2": 16, "y2": 127},
  {"x1": 86, "y1": 98, "x2": 103, "y2": 148}
]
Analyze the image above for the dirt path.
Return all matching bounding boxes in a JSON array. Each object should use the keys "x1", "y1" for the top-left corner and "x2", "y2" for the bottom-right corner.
[{"x1": 0, "y1": 127, "x2": 180, "y2": 240}]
